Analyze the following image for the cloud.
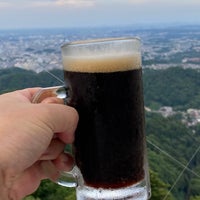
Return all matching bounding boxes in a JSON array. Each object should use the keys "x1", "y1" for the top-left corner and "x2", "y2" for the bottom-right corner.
[
  {"x1": 0, "y1": 0, "x2": 96, "y2": 10},
  {"x1": 0, "y1": 2, "x2": 12, "y2": 8},
  {"x1": 127, "y1": 0, "x2": 200, "y2": 6},
  {"x1": 30, "y1": 0, "x2": 95, "y2": 8},
  {"x1": 56, "y1": 0, "x2": 95, "y2": 6},
  {"x1": 127, "y1": 0, "x2": 150, "y2": 4},
  {"x1": 1, "y1": 0, "x2": 200, "y2": 29}
]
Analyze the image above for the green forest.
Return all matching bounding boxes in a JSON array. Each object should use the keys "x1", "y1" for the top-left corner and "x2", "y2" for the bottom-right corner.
[
  {"x1": 143, "y1": 67, "x2": 200, "y2": 110},
  {"x1": 1, "y1": 67, "x2": 200, "y2": 200}
]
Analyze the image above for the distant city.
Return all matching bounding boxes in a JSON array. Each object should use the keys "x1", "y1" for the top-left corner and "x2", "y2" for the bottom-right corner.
[{"x1": 1, "y1": 24, "x2": 200, "y2": 73}]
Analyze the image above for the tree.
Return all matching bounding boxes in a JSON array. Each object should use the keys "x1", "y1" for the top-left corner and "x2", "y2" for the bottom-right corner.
[
  {"x1": 150, "y1": 170, "x2": 175, "y2": 200},
  {"x1": 190, "y1": 196, "x2": 200, "y2": 200}
]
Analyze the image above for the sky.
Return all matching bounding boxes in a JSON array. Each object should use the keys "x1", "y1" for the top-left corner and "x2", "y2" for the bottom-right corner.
[{"x1": 0, "y1": 0, "x2": 200, "y2": 29}]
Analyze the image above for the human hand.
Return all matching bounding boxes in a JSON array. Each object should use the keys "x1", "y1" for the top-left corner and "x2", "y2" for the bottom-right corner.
[{"x1": 0, "y1": 88, "x2": 79, "y2": 200}]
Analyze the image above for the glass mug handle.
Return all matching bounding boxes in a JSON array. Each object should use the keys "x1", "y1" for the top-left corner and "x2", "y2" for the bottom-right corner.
[{"x1": 32, "y1": 86, "x2": 81, "y2": 188}]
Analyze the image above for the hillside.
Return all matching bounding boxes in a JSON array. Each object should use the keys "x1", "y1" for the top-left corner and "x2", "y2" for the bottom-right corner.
[
  {"x1": 2, "y1": 67, "x2": 200, "y2": 110},
  {"x1": 0, "y1": 67, "x2": 64, "y2": 94},
  {"x1": 143, "y1": 67, "x2": 200, "y2": 110}
]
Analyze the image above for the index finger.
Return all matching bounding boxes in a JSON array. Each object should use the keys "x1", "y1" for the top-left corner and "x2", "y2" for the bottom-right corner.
[
  {"x1": 18, "y1": 88, "x2": 42, "y2": 101},
  {"x1": 35, "y1": 103, "x2": 79, "y2": 143}
]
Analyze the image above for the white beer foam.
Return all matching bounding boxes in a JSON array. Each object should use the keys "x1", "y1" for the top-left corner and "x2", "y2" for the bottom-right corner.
[{"x1": 63, "y1": 53, "x2": 141, "y2": 73}]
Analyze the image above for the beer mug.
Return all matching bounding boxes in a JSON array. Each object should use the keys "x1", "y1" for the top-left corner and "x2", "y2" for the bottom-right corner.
[{"x1": 32, "y1": 37, "x2": 151, "y2": 200}]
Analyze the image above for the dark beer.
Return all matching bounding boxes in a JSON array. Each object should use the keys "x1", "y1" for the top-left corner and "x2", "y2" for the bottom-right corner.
[{"x1": 63, "y1": 54, "x2": 145, "y2": 189}]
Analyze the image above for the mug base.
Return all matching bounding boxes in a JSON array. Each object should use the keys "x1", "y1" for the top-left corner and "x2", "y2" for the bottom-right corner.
[{"x1": 76, "y1": 180, "x2": 150, "y2": 200}]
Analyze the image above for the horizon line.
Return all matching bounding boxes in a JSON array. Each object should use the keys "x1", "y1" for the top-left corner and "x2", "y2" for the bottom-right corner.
[{"x1": 1, "y1": 22, "x2": 200, "y2": 31}]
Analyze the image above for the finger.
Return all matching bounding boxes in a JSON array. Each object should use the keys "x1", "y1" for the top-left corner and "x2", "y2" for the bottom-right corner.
[
  {"x1": 9, "y1": 160, "x2": 63, "y2": 199},
  {"x1": 38, "y1": 104, "x2": 79, "y2": 143},
  {"x1": 40, "y1": 139, "x2": 65, "y2": 160},
  {"x1": 42, "y1": 97, "x2": 64, "y2": 104},
  {"x1": 18, "y1": 88, "x2": 42, "y2": 100},
  {"x1": 53, "y1": 153, "x2": 74, "y2": 171},
  {"x1": 41, "y1": 160, "x2": 59, "y2": 181},
  {"x1": 8, "y1": 161, "x2": 47, "y2": 199},
  {"x1": 20, "y1": 88, "x2": 79, "y2": 143}
]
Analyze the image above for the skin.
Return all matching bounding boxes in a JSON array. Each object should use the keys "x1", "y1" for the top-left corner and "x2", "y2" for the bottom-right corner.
[{"x1": 0, "y1": 88, "x2": 79, "y2": 200}]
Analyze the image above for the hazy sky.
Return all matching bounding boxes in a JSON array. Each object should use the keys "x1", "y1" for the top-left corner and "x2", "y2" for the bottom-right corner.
[{"x1": 0, "y1": 0, "x2": 200, "y2": 29}]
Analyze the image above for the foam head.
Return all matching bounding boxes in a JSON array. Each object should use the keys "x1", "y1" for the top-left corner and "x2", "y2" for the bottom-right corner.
[{"x1": 61, "y1": 37, "x2": 141, "y2": 73}]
